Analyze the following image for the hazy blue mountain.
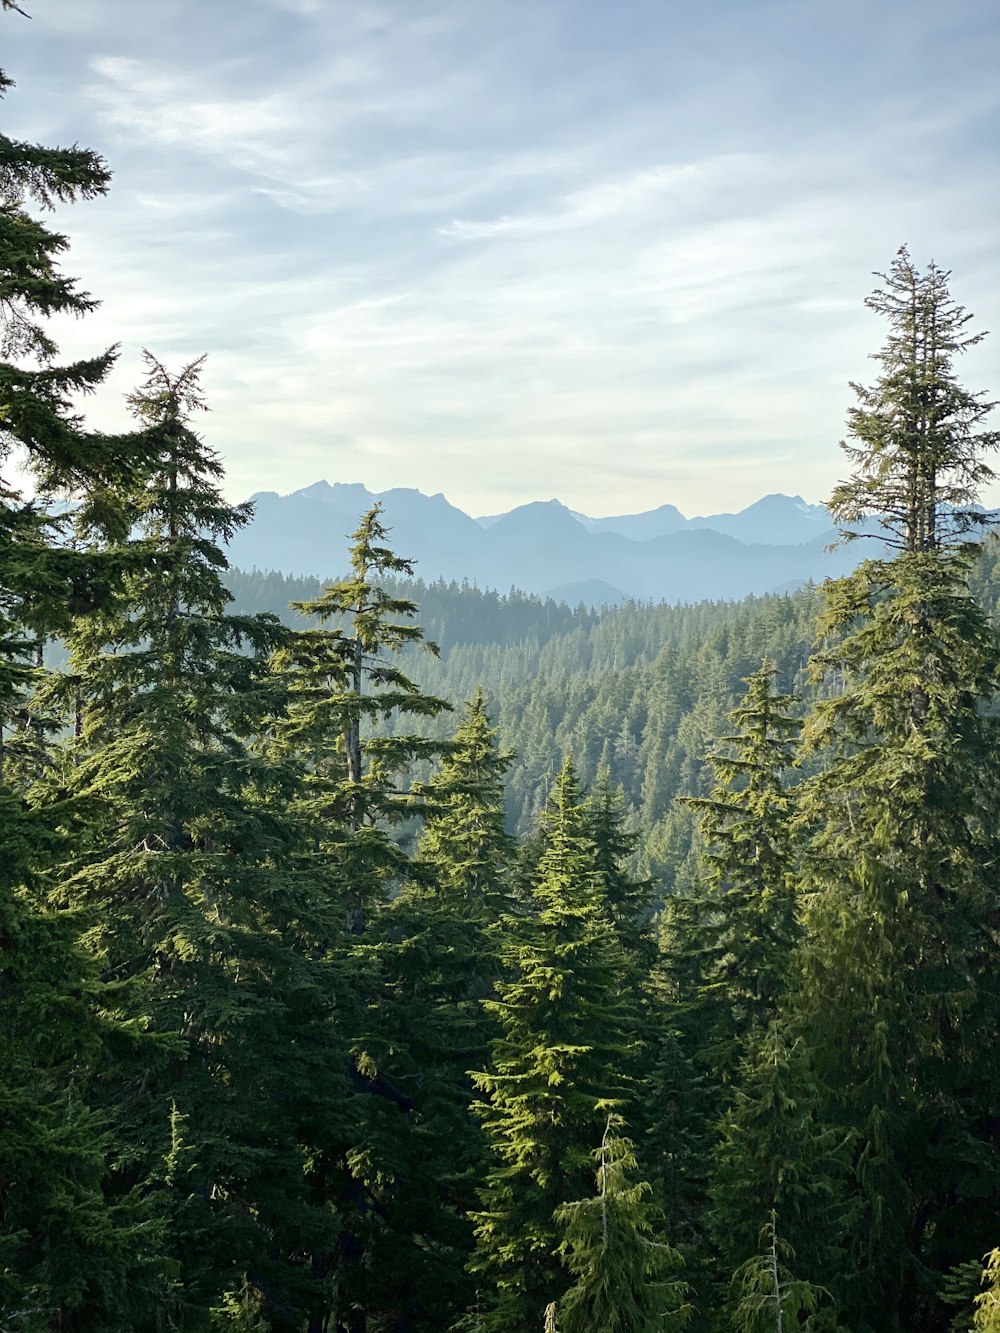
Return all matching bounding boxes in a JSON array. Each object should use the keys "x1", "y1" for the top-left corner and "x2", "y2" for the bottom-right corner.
[
  {"x1": 228, "y1": 479, "x2": 858, "y2": 603},
  {"x1": 688, "y1": 493, "x2": 833, "y2": 545},
  {"x1": 482, "y1": 495, "x2": 830, "y2": 544},
  {"x1": 574, "y1": 503, "x2": 691, "y2": 541},
  {"x1": 229, "y1": 481, "x2": 489, "y2": 584},
  {"x1": 546, "y1": 579, "x2": 631, "y2": 608}
]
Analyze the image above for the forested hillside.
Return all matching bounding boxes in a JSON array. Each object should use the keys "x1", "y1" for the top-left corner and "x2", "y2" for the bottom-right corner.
[
  {"x1": 224, "y1": 568, "x2": 824, "y2": 883},
  {"x1": 4, "y1": 14, "x2": 1000, "y2": 1333},
  {"x1": 226, "y1": 548, "x2": 1000, "y2": 892}
]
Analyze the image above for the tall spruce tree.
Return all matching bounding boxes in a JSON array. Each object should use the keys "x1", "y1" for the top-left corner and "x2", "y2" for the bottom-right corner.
[
  {"x1": 707, "y1": 1024, "x2": 852, "y2": 1332},
  {"x1": 586, "y1": 766, "x2": 658, "y2": 963},
  {"x1": 274, "y1": 503, "x2": 449, "y2": 934},
  {"x1": 791, "y1": 249, "x2": 1000, "y2": 1329},
  {"x1": 554, "y1": 1117, "x2": 688, "y2": 1333},
  {"x1": 265, "y1": 506, "x2": 450, "y2": 1333},
  {"x1": 353, "y1": 691, "x2": 516, "y2": 1330},
  {"x1": 416, "y1": 686, "x2": 515, "y2": 911},
  {"x1": 647, "y1": 663, "x2": 800, "y2": 1310},
  {"x1": 681, "y1": 660, "x2": 801, "y2": 1071},
  {"x1": 725, "y1": 1212, "x2": 834, "y2": 1333},
  {"x1": 44, "y1": 354, "x2": 346, "y2": 1329},
  {"x1": 0, "y1": 21, "x2": 163, "y2": 1325},
  {"x1": 467, "y1": 759, "x2": 644, "y2": 1332},
  {"x1": 974, "y1": 1251, "x2": 1000, "y2": 1333}
]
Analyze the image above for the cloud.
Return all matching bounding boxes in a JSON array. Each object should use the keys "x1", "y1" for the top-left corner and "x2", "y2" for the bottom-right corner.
[
  {"x1": 12, "y1": 0, "x2": 1000, "y2": 519},
  {"x1": 440, "y1": 155, "x2": 769, "y2": 239},
  {"x1": 86, "y1": 56, "x2": 315, "y2": 175}
]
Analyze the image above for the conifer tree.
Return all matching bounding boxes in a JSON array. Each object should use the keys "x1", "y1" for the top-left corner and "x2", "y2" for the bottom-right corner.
[
  {"x1": 726, "y1": 1213, "x2": 837, "y2": 1333},
  {"x1": 792, "y1": 250, "x2": 1000, "y2": 1328},
  {"x1": 828, "y1": 246, "x2": 997, "y2": 553},
  {"x1": 265, "y1": 508, "x2": 450, "y2": 1333},
  {"x1": 0, "y1": 21, "x2": 162, "y2": 1324},
  {"x1": 46, "y1": 354, "x2": 344, "y2": 1328},
  {"x1": 974, "y1": 1250, "x2": 1000, "y2": 1333},
  {"x1": 468, "y1": 759, "x2": 643, "y2": 1332},
  {"x1": 554, "y1": 1116, "x2": 688, "y2": 1333},
  {"x1": 708, "y1": 1025, "x2": 852, "y2": 1329},
  {"x1": 681, "y1": 661, "x2": 800, "y2": 1069},
  {"x1": 641, "y1": 997, "x2": 713, "y2": 1267},
  {"x1": 416, "y1": 685, "x2": 516, "y2": 910},
  {"x1": 647, "y1": 664, "x2": 800, "y2": 1309},
  {"x1": 274, "y1": 503, "x2": 449, "y2": 933},
  {"x1": 352, "y1": 691, "x2": 516, "y2": 1329},
  {"x1": 0, "y1": 808, "x2": 163, "y2": 1330},
  {"x1": 586, "y1": 767, "x2": 657, "y2": 962}
]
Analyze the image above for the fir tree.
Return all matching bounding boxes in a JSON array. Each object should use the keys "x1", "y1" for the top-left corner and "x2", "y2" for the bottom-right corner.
[
  {"x1": 792, "y1": 251, "x2": 1000, "y2": 1328},
  {"x1": 727, "y1": 1212, "x2": 838, "y2": 1333},
  {"x1": 648, "y1": 663, "x2": 801, "y2": 1309},
  {"x1": 585, "y1": 766, "x2": 657, "y2": 962},
  {"x1": 708, "y1": 1024, "x2": 852, "y2": 1329},
  {"x1": 416, "y1": 685, "x2": 516, "y2": 911},
  {"x1": 555, "y1": 1116, "x2": 688, "y2": 1333},
  {"x1": 275, "y1": 502, "x2": 449, "y2": 935},
  {"x1": 468, "y1": 759, "x2": 643, "y2": 1332},
  {"x1": 0, "y1": 21, "x2": 162, "y2": 1325},
  {"x1": 264, "y1": 508, "x2": 451, "y2": 1332},
  {"x1": 0, "y1": 803, "x2": 163, "y2": 1330},
  {"x1": 346, "y1": 691, "x2": 516, "y2": 1330},
  {"x1": 45, "y1": 355, "x2": 344, "y2": 1328},
  {"x1": 680, "y1": 660, "x2": 800, "y2": 1050},
  {"x1": 974, "y1": 1250, "x2": 1000, "y2": 1333},
  {"x1": 828, "y1": 246, "x2": 998, "y2": 553},
  {"x1": 641, "y1": 996, "x2": 714, "y2": 1266}
]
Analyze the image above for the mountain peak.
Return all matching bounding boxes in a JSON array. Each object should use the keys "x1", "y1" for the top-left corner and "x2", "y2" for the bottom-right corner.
[
  {"x1": 487, "y1": 499, "x2": 585, "y2": 534},
  {"x1": 228, "y1": 482, "x2": 851, "y2": 603},
  {"x1": 292, "y1": 480, "x2": 373, "y2": 505}
]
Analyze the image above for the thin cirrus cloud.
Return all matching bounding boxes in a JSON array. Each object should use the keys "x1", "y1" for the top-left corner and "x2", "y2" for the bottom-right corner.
[
  {"x1": 4, "y1": 0, "x2": 999, "y2": 518},
  {"x1": 438, "y1": 156, "x2": 769, "y2": 240}
]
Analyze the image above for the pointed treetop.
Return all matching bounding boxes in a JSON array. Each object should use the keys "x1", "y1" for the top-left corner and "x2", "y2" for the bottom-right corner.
[{"x1": 830, "y1": 246, "x2": 999, "y2": 553}]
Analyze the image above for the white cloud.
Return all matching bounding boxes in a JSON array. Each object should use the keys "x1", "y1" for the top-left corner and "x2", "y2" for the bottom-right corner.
[
  {"x1": 86, "y1": 56, "x2": 311, "y2": 174},
  {"x1": 13, "y1": 0, "x2": 1000, "y2": 518},
  {"x1": 440, "y1": 155, "x2": 769, "y2": 239}
]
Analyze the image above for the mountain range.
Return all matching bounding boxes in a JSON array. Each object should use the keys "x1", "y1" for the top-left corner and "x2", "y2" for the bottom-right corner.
[{"x1": 228, "y1": 481, "x2": 864, "y2": 604}]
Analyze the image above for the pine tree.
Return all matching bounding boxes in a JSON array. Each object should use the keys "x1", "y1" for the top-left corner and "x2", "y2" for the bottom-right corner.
[
  {"x1": 264, "y1": 507, "x2": 451, "y2": 1332},
  {"x1": 641, "y1": 991, "x2": 714, "y2": 1265},
  {"x1": 828, "y1": 246, "x2": 997, "y2": 553},
  {"x1": 45, "y1": 354, "x2": 344, "y2": 1328},
  {"x1": 416, "y1": 686, "x2": 516, "y2": 911},
  {"x1": 727, "y1": 1212, "x2": 836, "y2": 1333},
  {"x1": 586, "y1": 766, "x2": 657, "y2": 962},
  {"x1": 0, "y1": 804, "x2": 163, "y2": 1330},
  {"x1": 0, "y1": 21, "x2": 163, "y2": 1325},
  {"x1": 646, "y1": 664, "x2": 801, "y2": 1309},
  {"x1": 275, "y1": 502, "x2": 450, "y2": 934},
  {"x1": 671, "y1": 660, "x2": 801, "y2": 1093},
  {"x1": 351, "y1": 691, "x2": 517, "y2": 1330},
  {"x1": 708, "y1": 1024, "x2": 852, "y2": 1329},
  {"x1": 468, "y1": 759, "x2": 643, "y2": 1333},
  {"x1": 792, "y1": 250, "x2": 1000, "y2": 1328},
  {"x1": 555, "y1": 1116, "x2": 688, "y2": 1333}
]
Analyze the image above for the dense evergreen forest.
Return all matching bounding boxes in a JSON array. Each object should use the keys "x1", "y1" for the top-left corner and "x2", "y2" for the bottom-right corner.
[
  {"x1": 223, "y1": 570, "x2": 828, "y2": 884},
  {"x1": 4, "y1": 10, "x2": 1000, "y2": 1332},
  {"x1": 223, "y1": 552, "x2": 1000, "y2": 890}
]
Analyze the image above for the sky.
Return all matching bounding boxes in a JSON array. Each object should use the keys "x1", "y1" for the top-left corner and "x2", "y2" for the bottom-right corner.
[{"x1": 4, "y1": 0, "x2": 1000, "y2": 518}]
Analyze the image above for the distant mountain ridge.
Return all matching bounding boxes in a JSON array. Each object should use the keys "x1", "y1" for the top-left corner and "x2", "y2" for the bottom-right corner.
[{"x1": 229, "y1": 480, "x2": 858, "y2": 605}]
